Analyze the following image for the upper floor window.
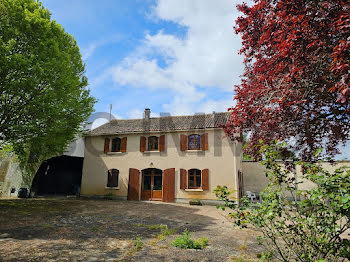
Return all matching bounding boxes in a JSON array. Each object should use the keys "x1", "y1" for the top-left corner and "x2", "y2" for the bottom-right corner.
[
  {"x1": 111, "y1": 138, "x2": 121, "y2": 152},
  {"x1": 107, "y1": 169, "x2": 119, "y2": 188},
  {"x1": 140, "y1": 135, "x2": 165, "y2": 152},
  {"x1": 188, "y1": 134, "x2": 201, "y2": 150},
  {"x1": 148, "y1": 136, "x2": 159, "y2": 151},
  {"x1": 104, "y1": 137, "x2": 127, "y2": 153},
  {"x1": 180, "y1": 133, "x2": 208, "y2": 151}
]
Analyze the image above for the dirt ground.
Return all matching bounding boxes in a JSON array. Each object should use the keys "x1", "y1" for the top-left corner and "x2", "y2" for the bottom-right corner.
[{"x1": 0, "y1": 198, "x2": 263, "y2": 262}]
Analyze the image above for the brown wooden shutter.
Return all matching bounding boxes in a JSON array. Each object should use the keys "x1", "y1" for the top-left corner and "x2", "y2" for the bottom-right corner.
[
  {"x1": 121, "y1": 137, "x2": 127, "y2": 152},
  {"x1": 114, "y1": 169, "x2": 119, "y2": 187},
  {"x1": 107, "y1": 170, "x2": 112, "y2": 187},
  {"x1": 201, "y1": 133, "x2": 208, "y2": 151},
  {"x1": 180, "y1": 134, "x2": 187, "y2": 151},
  {"x1": 162, "y1": 168, "x2": 175, "y2": 202},
  {"x1": 159, "y1": 135, "x2": 165, "y2": 152},
  {"x1": 127, "y1": 168, "x2": 140, "y2": 200},
  {"x1": 180, "y1": 169, "x2": 187, "y2": 189},
  {"x1": 202, "y1": 169, "x2": 209, "y2": 190},
  {"x1": 104, "y1": 138, "x2": 110, "y2": 153},
  {"x1": 140, "y1": 136, "x2": 146, "y2": 152}
]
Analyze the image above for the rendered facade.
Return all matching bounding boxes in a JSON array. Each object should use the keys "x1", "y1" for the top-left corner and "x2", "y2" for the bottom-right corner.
[{"x1": 81, "y1": 110, "x2": 242, "y2": 203}]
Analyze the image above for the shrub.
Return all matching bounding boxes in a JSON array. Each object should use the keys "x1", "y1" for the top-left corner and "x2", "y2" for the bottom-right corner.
[
  {"x1": 172, "y1": 229, "x2": 208, "y2": 249},
  {"x1": 215, "y1": 142, "x2": 350, "y2": 261}
]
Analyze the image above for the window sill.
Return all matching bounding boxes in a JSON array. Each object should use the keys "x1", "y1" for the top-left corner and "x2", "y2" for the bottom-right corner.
[
  {"x1": 143, "y1": 150, "x2": 161, "y2": 153},
  {"x1": 185, "y1": 189, "x2": 203, "y2": 192},
  {"x1": 105, "y1": 187, "x2": 119, "y2": 190},
  {"x1": 106, "y1": 152, "x2": 124, "y2": 155},
  {"x1": 185, "y1": 150, "x2": 203, "y2": 152}
]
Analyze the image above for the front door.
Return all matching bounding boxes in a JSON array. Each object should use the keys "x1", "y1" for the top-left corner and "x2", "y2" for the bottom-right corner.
[{"x1": 141, "y1": 168, "x2": 162, "y2": 201}]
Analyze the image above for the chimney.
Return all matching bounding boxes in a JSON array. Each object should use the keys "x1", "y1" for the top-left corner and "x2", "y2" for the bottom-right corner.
[{"x1": 144, "y1": 108, "x2": 151, "y2": 120}]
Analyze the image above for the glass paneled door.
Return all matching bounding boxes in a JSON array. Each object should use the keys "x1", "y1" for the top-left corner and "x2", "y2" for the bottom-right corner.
[{"x1": 141, "y1": 168, "x2": 163, "y2": 201}]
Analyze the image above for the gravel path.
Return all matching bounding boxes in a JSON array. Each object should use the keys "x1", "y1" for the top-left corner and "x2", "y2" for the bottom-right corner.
[{"x1": 0, "y1": 198, "x2": 263, "y2": 261}]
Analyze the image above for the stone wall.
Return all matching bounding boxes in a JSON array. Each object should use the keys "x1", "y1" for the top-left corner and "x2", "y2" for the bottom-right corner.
[
  {"x1": 0, "y1": 157, "x2": 25, "y2": 197},
  {"x1": 242, "y1": 161, "x2": 350, "y2": 195}
]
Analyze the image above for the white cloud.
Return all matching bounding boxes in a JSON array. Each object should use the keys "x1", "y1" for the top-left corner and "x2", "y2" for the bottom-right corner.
[
  {"x1": 126, "y1": 109, "x2": 160, "y2": 119},
  {"x1": 81, "y1": 43, "x2": 98, "y2": 60},
  {"x1": 111, "y1": 0, "x2": 243, "y2": 115},
  {"x1": 81, "y1": 35, "x2": 124, "y2": 61},
  {"x1": 126, "y1": 109, "x2": 144, "y2": 119},
  {"x1": 197, "y1": 98, "x2": 234, "y2": 114}
]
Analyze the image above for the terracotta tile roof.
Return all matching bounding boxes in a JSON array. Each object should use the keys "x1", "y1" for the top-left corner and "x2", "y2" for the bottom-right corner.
[{"x1": 88, "y1": 112, "x2": 229, "y2": 136}]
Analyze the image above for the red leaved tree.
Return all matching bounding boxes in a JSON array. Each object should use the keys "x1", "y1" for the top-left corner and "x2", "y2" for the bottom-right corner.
[{"x1": 227, "y1": 0, "x2": 350, "y2": 160}]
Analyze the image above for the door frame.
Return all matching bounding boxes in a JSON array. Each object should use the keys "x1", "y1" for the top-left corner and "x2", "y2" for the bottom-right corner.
[{"x1": 141, "y1": 168, "x2": 163, "y2": 201}]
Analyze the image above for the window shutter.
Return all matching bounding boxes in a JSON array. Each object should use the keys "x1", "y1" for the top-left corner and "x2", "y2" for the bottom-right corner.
[
  {"x1": 202, "y1": 169, "x2": 209, "y2": 190},
  {"x1": 127, "y1": 168, "x2": 140, "y2": 200},
  {"x1": 162, "y1": 168, "x2": 175, "y2": 202},
  {"x1": 180, "y1": 169, "x2": 187, "y2": 189},
  {"x1": 104, "y1": 138, "x2": 110, "y2": 153},
  {"x1": 107, "y1": 170, "x2": 112, "y2": 187},
  {"x1": 201, "y1": 133, "x2": 208, "y2": 151},
  {"x1": 180, "y1": 134, "x2": 187, "y2": 151},
  {"x1": 121, "y1": 137, "x2": 127, "y2": 152},
  {"x1": 140, "y1": 136, "x2": 146, "y2": 152},
  {"x1": 159, "y1": 135, "x2": 165, "y2": 152}
]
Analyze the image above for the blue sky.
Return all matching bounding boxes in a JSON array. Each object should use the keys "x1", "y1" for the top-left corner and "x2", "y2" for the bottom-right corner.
[
  {"x1": 41, "y1": 0, "x2": 242, "y2": 120},
  {"x1": 40, "y1": 0, "x2": 349, "y2": 160}
]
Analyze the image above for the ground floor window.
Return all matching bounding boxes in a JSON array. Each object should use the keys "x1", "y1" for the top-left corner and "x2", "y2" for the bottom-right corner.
[
  {"x1": 107, "y1": 169, "x2": 119, "y2": 187},
  {"x1": 188, "y1": 169, "x2": 201, "y2": 189}
]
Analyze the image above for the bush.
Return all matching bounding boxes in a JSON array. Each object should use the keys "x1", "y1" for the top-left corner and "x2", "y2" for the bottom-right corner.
[
  {"x1": 172, "y1": 230, "x2": 208, "y2": 249},
  {"x1": 133, "y1": 237, "x2": 143, "y2": 251},
  {"x1": 215, "y1": 142, "x2": 350, "y2": 261}
]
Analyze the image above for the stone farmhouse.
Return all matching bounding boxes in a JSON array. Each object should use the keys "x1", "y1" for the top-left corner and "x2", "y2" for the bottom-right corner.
[{"x1": 81, "y1": 109, "x2": 242, "y2": 204}]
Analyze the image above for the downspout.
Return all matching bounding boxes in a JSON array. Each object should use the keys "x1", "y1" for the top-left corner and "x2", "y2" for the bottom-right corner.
[{"x1": 233, "y1": 141, "x2": 239, "y2": 202}]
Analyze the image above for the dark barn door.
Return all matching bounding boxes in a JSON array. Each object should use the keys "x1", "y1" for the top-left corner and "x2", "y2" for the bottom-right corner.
[{"x1": 31, "y1": 155, "x2": 83, "y2": 195}]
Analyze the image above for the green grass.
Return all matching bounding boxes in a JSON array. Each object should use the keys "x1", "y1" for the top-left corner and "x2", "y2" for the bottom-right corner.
[
  {"x1": 132, "y1": 223, "x2": 169, "y2": 231},
  {"x1": 157, "y1": 226, "x2": 176, "y2": 240},
  {"x1": 133, "y1": 237, "x2": 143, "y2": 251},
  {"x1": 133, "y1": 223, "x2": 176, "y2": 241},
  {"x1": 103, "y1": 193, "x2": 114, "y2": 200},
  {"x1": 89, "y1": 226, "x2": 99, "y2": 232},
  {"x1": 172, "y1": 229, "x2": 208, "y2": 249},
  {"x1": 132, "y1": 223, "x2": 147, "y2": 227}
]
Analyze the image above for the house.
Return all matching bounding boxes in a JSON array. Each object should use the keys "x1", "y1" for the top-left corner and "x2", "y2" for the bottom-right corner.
[{"x1": 81, "y1": 109, "x2": 242, "y2": 204}]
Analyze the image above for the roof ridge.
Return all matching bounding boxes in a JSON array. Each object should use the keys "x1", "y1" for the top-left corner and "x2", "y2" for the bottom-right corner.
[
  {"x1": 89, "y1": 111, "x2": 229, "y2": 135},
  {"x1": 109, "y1": 111, "x2": 228, "y2": 122}
]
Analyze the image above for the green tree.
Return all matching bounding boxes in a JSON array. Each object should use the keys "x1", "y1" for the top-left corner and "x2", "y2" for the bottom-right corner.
[{"x1": 0, "y1": 0, "x2": 95, "y2": 181}]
